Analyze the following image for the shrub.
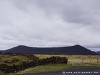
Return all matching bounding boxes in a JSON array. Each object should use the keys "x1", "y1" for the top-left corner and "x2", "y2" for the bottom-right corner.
[
  {"x1": 38, "y1": 56, "x2": 68, "y2": 65},
  {"x1": 0, "y1": 55, "x2": 68, "y2": 73}
]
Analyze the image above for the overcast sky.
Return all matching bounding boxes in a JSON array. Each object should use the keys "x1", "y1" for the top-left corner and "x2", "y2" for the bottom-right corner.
[{"x1": 0, "y1": 0, "x2": 100, "y2": 50}]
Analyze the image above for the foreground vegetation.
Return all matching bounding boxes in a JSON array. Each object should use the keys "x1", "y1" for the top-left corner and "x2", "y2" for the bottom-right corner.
[
  {"x1": 0, "y1": 54, "x2": 32, "y2": 66},
  {"x1": 17, "y1": 64, "x2": 69, "y2": 74},
  {"x1": 16, "y1": 55, "x2": 100, "y2": 74},
  {"x1": 0, "y1": 54, "x2": 68, "y2": 74},
  {"x1": 35, "y1": 54, "x2": 100, "y2": 65},
  {"x1": 0, "y1": 54, "x2": 100, "y2": 75}
]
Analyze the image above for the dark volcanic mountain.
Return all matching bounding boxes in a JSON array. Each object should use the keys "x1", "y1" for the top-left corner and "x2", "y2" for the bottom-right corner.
[
  {"x1": 96, "y1": 51, "x2": 100, "y2": 54},
  {"x1": 3, "y1": 45, "x2": 97, "y2": 55}
]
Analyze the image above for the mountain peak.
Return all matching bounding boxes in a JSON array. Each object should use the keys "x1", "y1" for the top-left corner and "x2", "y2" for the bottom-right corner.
[
  {"x1": 17, "y1": 45, "x2": 27, "y2": 47},
  {"x1": 74, "y1": 44, "x2": 82, "y2": 47},
  {"x1": 15, "y1": 45, "x2": 31, "y2": 49},
  {"x1": 3, "y1": 45, "x2": 97, "y2": 55}
]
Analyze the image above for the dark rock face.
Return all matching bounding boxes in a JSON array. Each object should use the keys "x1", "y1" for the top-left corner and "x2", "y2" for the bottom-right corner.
[{"x1": 3, "y1": 45, "x2": 97, "y2": 55}]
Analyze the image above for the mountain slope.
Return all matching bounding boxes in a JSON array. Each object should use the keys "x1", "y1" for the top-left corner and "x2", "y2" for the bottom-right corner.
[
  {"x1": 96, "y1": 51, "x2": 100, "y2": 54},
  {"x1": 3, "y1": 45, "x2": 97, "y2": 55}
]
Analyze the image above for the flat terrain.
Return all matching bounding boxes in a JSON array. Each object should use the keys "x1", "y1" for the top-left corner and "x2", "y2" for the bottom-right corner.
[
  {"x1": 17, "y1": 55, "x2": 100, "y2": 74},
  {"x1": 23, "y1": 67, "x2": 100, "y2": 75},
  {"x1": 35, "y1": 54, "x2": 100, "y2": 65},
  {"x1": 0, "y1": 54, "x2": 32, "y2": 66},
  {"x1": 0, "y1": 54, "x2": 100, "y2": 75}
]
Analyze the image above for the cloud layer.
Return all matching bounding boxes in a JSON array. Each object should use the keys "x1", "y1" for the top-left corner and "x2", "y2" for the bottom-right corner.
[{"x1": 0, "y1": 0, "x2": 100, "y2": 50}]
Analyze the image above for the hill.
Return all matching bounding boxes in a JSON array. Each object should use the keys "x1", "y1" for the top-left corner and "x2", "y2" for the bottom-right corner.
[
  {"x1": 3, "y1": 45, "x2": 97, "y2": 55},
  {"x1": 96, "y1": 51, "x2": 100, "y2": 54}
]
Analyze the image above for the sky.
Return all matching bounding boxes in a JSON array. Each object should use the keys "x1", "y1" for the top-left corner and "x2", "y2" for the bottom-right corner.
[{"x1": 0, "y1": 0, "x2": 100, "y2": 51}]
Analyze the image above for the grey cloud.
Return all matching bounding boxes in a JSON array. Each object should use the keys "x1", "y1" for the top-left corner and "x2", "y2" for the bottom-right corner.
[
  {"x1": 35, "y1": 0, "x2": 100, "y2": 25},
  {"x1": 0, "y1": 0, "x2": 100, "y2": 50}
]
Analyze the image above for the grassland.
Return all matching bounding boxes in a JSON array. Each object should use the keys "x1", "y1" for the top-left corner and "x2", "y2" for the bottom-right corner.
[
  {"x1": 0, "y1": 54, "x2": 100, "y2": 75},
  {"x1": 0, "y1": 54, "x2": 32, "y2": 75},
  {"x1": 16, "y1": 54, "x2": 100, "y2": 74},
  {"x1": 0, "y1": 54, "x2": 32, "y2": 66},
  {"x1": 17, "y1": 64, "x2": 70, "y2": 74},
  {"x1": 35, "y1": 54, "x2": 100, "y2": 65}
]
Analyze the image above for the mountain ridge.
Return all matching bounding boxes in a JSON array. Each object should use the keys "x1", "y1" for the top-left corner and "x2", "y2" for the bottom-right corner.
[
  {"x1": 96, "y1": 51, "x2": 100, "y2": 54},
  {"x1": 2, "y1": 45, "x2": 98, "y2": 55}
]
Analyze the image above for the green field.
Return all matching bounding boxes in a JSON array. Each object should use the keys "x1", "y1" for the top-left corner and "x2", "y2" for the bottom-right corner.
[
  {"x1": 17, "y1": 55, "x2": 100, "y2": 74},
  {"x1": 35, "y1": 54, "x2": 100, "y2": 65},
  {"x1": 17, "y1": 64, "x2": 70, "y2": 74},
  {"x1": 0, "y1": 54, "x2": 32, "y2": 66},
  {"x1": 0, "y1": 54, "x2": 100, "y2": 75}
]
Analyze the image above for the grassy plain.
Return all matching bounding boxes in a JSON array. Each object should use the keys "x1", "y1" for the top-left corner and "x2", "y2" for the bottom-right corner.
[
  {"x1": 35, "y1": 54, "x2": 100, "y2": 65},
  {"x1": 17, "y1": 54, "x2": 100, "y2": 74},
  {"x1": 0, "y1": 54, "x2": 32, "y2": 66},
  {"x1": 0, "y1": 54, "x2": 100, "y2": 75}
]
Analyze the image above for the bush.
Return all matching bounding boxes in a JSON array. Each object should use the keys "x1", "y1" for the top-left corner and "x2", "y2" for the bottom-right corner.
[
  {"x1": 38, "y1": 56, "x2": 68, "y2": 65},
  {"x1": 0, "y1": 55, "x2": 68, "y2": 73},
  {"x1": 4, "y1": 58, "x2": 19, "y2": 63}
]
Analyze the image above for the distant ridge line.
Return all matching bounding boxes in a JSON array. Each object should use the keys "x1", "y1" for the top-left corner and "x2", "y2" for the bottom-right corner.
[{"x1": 0, "y1": 45, "x2": 98, "y2": 55}]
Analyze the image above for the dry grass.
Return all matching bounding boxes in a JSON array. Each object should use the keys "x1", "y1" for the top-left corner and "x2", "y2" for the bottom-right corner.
[
  {"x1": 0, "y1": 55, "x2": 31, "y2": 66},
  {"x1": 0, "y1": 54, "x2": 100, "y2": 75},
  {"x1": 17, "y1": 55, "x2": 100, "y2": 74},
  {"x1": 34, "y1": 54, "x2": 100, "y2": 65}
]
